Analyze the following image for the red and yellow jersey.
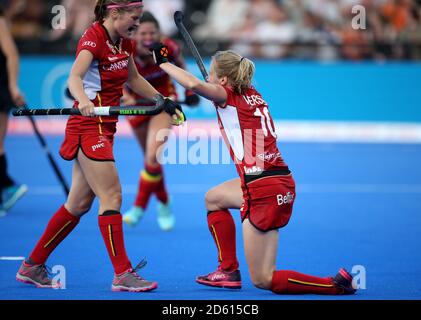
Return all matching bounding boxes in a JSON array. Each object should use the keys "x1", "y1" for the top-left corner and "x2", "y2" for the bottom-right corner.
[{"x1": 73, "y1": 22, "x2": 136, "y2": 124}]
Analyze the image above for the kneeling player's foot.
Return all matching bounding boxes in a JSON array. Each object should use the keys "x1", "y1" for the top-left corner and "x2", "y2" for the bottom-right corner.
[
  {"x1": 196, "y1": 268, "x2": 242, "y2": 289},
  {"x1": 157, "y1": 200, "x2": 174, "y2": 231},
  {"x1": 16, "y1": 261, "x2": 61, "y2": 288},
  {"x1": 123, "y1": 206, "x2": 144, "y2": 226},
  {"x1": 333, "y1": 268, "x2": 356, "y2": 295},
  {"x1": 3, "y1": 184, "x2": 28, "y2": 211}
]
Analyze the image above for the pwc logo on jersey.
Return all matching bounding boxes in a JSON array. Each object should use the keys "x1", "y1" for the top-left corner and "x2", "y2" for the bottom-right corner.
[
  {"x1": 103, "y1": 59, "x2": 129, "y2": 71},
  {"x1": 242, "y1": 94, "x2": 267, "y2": 107},
  {"x1": 277, "y1": 192, "x2": 294, "y2": 206},
  {"x1": 91, "y1": 141, "x2": 105, "y2": 152}
]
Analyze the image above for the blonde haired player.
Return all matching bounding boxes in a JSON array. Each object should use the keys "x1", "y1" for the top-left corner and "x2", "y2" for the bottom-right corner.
[{"x1": 150, "y1": 45, "x2": 356, "y2": 295}]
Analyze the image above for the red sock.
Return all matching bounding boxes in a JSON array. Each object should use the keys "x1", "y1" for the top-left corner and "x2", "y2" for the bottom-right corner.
[
  {"x1": 271, "y1": 270, "x2": 340, "y2": 295},
  {"x1": 134, "y1": 163, "x2": 163, "y2": 208},
  {"x1": 29, "y1": 205, "x2": 80, "y2": 265},
  {"x1": 98, "y1": 211, "x2": 132, "y2": 275},
  {"x1": 155, "y1": 173, "x2": 169, "y2": 204},
  {"x1": 207, "y1": 210, "x2": 239, "y2": 272}
]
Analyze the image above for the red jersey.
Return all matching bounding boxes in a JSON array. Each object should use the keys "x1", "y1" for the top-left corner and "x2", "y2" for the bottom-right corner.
[
  {"x1": 216, "y1": 86, "x2": 288, "y2": 188},
  {"x1": 73, "y1": 22, "x2": 136, "y2": 123},
  {"x1": 132, "y1": 37, "x2": 179, "y2": 99}
]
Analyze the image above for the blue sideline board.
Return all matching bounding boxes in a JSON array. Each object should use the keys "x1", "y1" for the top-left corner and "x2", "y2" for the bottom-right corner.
[{"x1": 19, "y1": 57, "x2": 421, "y2": 123}]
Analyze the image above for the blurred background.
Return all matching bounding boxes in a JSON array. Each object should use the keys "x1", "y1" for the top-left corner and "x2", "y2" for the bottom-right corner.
[
  {"x1": 3, "y1": 0, "x2": 421, "y2": 60},
  {"x1": 2, "y1": 0, "x2": 421, "y2": 134}
]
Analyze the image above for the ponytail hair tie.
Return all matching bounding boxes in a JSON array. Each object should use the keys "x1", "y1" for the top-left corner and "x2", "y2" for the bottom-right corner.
[{"x1": 240, "y1": 57, "x2": 245, "y2": 62}]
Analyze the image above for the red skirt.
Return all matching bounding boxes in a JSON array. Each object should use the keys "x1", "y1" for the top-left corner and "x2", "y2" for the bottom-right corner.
[
  {"x1": 59, "y1": 116, "x2": 117, "y2": 162},
  {"x1": 241, "y1": 174, "x2": 296, "y2": 232}
]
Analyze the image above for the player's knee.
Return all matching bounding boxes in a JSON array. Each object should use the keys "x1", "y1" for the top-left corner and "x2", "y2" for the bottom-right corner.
[
  {"x1": 66, "y1": 197, "x2": 94, "y2": 216},
  {"x1": 249, "y1": 269, "x2": 273, "y2": 290},
  {"x1": 205, "y1": 188, "x2": 220, "y2": 210},
  {"x1": 99, "y1": 189, "x2": 122, "y2": 208}
]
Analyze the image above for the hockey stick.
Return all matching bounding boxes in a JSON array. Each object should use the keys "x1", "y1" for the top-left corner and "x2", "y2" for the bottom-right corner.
[
  {"x1": 23, "y1": 106, "x2": 70, "y2": 196},
  {"x1": 174, "y1": 11, "x2": 208, "y2": 81},
  {"x1": 12, "y1": 105, "x2": 164, "y2": 117}
]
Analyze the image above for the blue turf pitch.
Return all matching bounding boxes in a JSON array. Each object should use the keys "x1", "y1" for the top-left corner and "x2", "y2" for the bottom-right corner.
[{"x1": 1, "y1": 134, "x2": 421, "y2": 300}]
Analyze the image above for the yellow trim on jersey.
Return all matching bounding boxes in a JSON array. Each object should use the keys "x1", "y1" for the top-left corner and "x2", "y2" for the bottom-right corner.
[
  {"x1": 141, "y1": 170, "x2": 162, "y2": 183},
  {"x1": 43, "y1": 221, "x2": 72, "y2": 248},
  {"x1": 211, "y1": 225, "x2": 222, "y2": 262},
  {"x1": 288, "y1": 278, "x2": 334, "y2": 288},
  {"x1": 97, "y1": 93, "x2": 103, "y2": 134}
]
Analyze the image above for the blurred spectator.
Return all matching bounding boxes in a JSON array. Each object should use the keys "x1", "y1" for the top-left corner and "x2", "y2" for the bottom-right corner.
[
  {"x1": 48, "y1": 0, "x2": 96, "y2": 42},
  {"x1": 6, "y1": 0, "x2": 46, "y2": 39},
  {"x1": 193, "y1": 0, "x2": 249, "y2": 40},
  {"x1": 3, "y1": 0, "x2": 421, "y2": 60},
  {"x1": 251, "y1": 4, "x2": 297, "y2": 59},
  {"x1": 143, "y1": 0, "x2": 185, "y2": 36}
]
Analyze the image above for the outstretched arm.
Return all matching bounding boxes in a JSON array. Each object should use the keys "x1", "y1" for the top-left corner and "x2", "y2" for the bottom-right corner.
[
  {"x1": 159, "y1": 62, "x2": 227, "y2": 104},
  {"x1": 151, "y1": 44, "x2": 227, "y2": 104}
]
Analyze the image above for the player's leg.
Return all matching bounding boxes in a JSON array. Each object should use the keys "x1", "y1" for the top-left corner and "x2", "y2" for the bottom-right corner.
[
  {"x1": 147, "y1": 112, "x2": 172, "y2": 230},
  {"x1": 123, "y1": 120, "x2": 149, "y2": 225},
  {"x1": 0, "y1": 111, "x2": 27, "y2": 213},
  {"x1": 196, "y1": 178, "x2": 243, "y2": 289},
  {"x1": 243, "y1": 219, "x2": 355, "y2": 295},
  {"x1": 16, "y1": 160, "x2": 94, "y2": 288},
  {"x1": 77, "y1": 151, "x2": 157, "y2": 292},
  {"x1": 124, "y1": 112, "x2": 173, "y2": 230}
]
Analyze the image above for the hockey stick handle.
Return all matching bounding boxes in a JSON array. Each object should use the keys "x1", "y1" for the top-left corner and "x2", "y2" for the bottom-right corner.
[
  {"x1": 12, "y1": 105, "x2": 163, "y2": 117},
  {"x1": 174, "y1": 11, "x2": 208, "y2": 81}
]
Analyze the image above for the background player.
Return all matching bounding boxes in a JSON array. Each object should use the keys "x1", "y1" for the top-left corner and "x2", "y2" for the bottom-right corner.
[
  {"x1": 122, "y1": 11, "x2": 199, "y2": 231},
  {"x1": 150, "y1": 45, "x2": 356, "y2": 295},
  {"x1": 0, "y1": 5, "x2": 28, "y2": 217},
  {"x1": 15, "y1": 0, "x2": 184, "y2": 292}
]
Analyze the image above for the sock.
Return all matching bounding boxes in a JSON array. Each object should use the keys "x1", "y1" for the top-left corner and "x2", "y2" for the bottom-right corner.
[
  {"x1": 98, "y1": 211, "x2": 132, "y2": 275},
  {"x1": 0, "y1": 154, "x2": 15, "y2": 192},
  {"x1": 29, "y1": 205, "x2": 80, "y2": 265},
  {"x1": 271, "y1": 270, "x2": 340, "y2": 295},
  {"x1": 207, "y1": 210, "x2": 239, "y2": 272},
  {"x1": 134, "y1": 163, "x2": 165, "y2": 208}
]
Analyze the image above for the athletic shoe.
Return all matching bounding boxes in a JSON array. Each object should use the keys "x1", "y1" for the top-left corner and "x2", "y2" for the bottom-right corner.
[
  {"x1": 16, "y1": 261, "x2": 60, "y2": 288},
  {"x1": 333, "y1": 268, "x2": 356, "y2": 295},
  {"x1": 111, "y1": 259, "x2": 158, "y2": 292},
  {"x1": 3, "y1": 184, "x2": 28, "y2": 211},
  {"x1": 122, "y1": 206, "x2": 144, "y2": 226},
  {"x1": 196, "y1": 268, "x2": 242, "y2": 289},
  {"x1": 157, "y1": 199, "x2": 174, "y2": 231}
]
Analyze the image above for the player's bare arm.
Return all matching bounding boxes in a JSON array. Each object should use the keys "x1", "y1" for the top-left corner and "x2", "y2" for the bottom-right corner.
[
  {"x1": 160, "y1": 62, "x2": 227, "y2": 104},
  {"x1": 68, "y1": 49, "x2": 95, "y2": 116}
]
